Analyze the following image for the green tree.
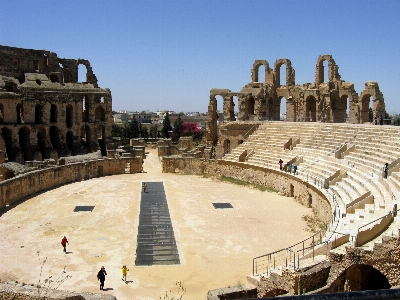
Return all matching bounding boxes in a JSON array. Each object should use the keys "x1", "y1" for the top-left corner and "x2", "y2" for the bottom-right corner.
[
  {"x1": 127, "y1": 116, "x2": 140, "y2": 138},
  {"x1": 150, "y1": 124, "x2": 159, "y2": 138},
  {"x1": 162, "y1": 112, "x2": 172, "y2": 138},
  {"x1": 173, "y1": 114, "x2": 184, "y2": 140},
  {"x1": 111, "y1": 124, "x2": 123, "y2": 137}
]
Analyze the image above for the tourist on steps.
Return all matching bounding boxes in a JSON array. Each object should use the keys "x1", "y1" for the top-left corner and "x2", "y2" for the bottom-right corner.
[
  {"x1": 61, "y1": 236, "x2": 69, "y2": 253},
  {"x1": 97, "y1": 266, "x2": 107, "y2": 290}
]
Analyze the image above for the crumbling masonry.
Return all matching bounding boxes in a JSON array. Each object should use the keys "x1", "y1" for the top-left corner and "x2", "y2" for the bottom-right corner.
[
  {"x1": 0, "y1": 45, "x2": 113, "y2": 164},
  {"x1": 206, "y1": 55, "x2": 385, "y2": 145}
]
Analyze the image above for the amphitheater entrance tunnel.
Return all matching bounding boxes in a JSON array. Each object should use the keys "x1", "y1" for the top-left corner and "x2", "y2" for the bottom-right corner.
[{"x1": 337, "y1": 264, "x2": 390, "y2": 292}]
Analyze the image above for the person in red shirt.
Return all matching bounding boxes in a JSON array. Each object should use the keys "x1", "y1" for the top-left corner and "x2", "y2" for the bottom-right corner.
[{"x1": 61, "y1": 236, "x2": 69, "y2": 253}]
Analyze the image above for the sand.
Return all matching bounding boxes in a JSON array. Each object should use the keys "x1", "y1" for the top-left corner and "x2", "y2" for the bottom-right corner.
[{"x1": 0, "y1": 148, "x2": 312, "y2": 299}]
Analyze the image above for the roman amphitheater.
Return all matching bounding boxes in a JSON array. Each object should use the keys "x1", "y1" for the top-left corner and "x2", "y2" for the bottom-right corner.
[{"x1": 1, "y1": 46, "x2": 400, "y2": 300}]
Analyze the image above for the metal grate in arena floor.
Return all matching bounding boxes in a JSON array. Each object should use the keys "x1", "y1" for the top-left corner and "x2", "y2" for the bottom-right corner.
[
  {"x1": 135, "y1": 182, "x2": 180, "y2": 266},
  {"x1": 73, "y1": 206, "x2": 95, "y2": 212},
  {"x1": 212, "y1": 203, "x2": 233, "y2": 209}
]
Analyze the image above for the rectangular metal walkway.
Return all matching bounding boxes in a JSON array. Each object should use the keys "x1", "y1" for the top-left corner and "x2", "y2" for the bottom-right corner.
[{"x1": 135, "y1": 182, "x2": 180, "y2": 266}]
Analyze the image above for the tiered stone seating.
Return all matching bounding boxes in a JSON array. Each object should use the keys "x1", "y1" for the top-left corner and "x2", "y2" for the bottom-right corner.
[{"x1": 221, "y1": 122, "x2": 400, "y2": 251}]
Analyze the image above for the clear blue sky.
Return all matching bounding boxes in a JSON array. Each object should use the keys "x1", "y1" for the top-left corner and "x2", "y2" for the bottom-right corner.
[{"x1": 1, "y1": 0, "x2": 399, "y2": 114}]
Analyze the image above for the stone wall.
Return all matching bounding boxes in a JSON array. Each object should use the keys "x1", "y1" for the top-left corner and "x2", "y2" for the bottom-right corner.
[
  {"x1": 162, "y1": 157, "x2": 332, "y2": 224},
  {"x1": 0, "y1": 157, "x2": 142, "y2": 209}
]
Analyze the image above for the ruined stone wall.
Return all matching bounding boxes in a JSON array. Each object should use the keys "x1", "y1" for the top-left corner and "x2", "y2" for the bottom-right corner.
[
  {"x1": 0, "y1": 45, "x2": 113, "y2": 164},
  {"x1": 162, "y1": 157, "x2": 332, "y2": 224},
  {"x1": 0, "y1": 157, "x2": 142, "y2": 209},
  {"x1": 206, "y1": 55, "x2": 386, "y2": 142}
]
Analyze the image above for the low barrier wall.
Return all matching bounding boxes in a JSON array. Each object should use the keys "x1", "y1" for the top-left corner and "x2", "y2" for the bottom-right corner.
[
  {"x1": 162, "y1": 157, "x2": 332, "y2": 224},
  {"x1": 0, "y1": 157, "x2": 142, "y2": 209}
]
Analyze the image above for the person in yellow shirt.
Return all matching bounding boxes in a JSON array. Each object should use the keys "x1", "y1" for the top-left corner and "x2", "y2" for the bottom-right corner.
[{"x1": 122, "y1": 265, "x2": 129, "y2": 282}]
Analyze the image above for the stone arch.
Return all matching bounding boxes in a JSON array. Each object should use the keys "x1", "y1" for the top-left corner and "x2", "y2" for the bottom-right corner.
[
  {"x1": 274, "y1": 59, "x2": 295, "y2": 87},
  {"x1": 66, "y1": 131, "x2": 75, "y2": 156},
  {"x1": 1, "y1": 127, "x2": 14, "y2": 161},
  {"x1": 50, "y1": 104, "x2": 57, "y2": 123},
  {"x1": 66, "y1": 104, "x2": 73, "y2": 127},
  {"x1": 251, "y1": 60, "x2": 271, "y2": 83},
  {"x1": 359, "y1": 81, "x2": 385, "y2": 124},
  {"x1": 18, "y1": 126, "x2": 32, "y2": 163},
  {"x1": 305, "y1": 95, "x2": 317, "y2": 122},
  {"x1": 77, "y1": 59, "x2": 98, "y2": 87},
  {"x1": 314, "y1": 55, "x2": 341, "y2": 86},
  {"x1": 36, "y1": 126, "x2": 48, "y2": 160},
  {"x1": 335, "y1": 264, "x2": 390, "y2": 292},
  {"x1": 49, "y1": 126, "x2": 61, "y2": 158},
  {"x1": 95, "y1": 106, "x2": 105, "y2": 122}
]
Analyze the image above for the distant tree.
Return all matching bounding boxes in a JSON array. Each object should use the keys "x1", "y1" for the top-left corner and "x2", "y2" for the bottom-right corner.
[
  {"x1": 141, "y1": 127, "x2": 149, "y2": 139},
  {"x1": 111, "y1": 124, "x2": 123, "y2": 137},
  {"x1": 126, "y1": 116, "x2": 140, "y2": 138},
  {"x1": 150, "y1": 124, "x2": 159, "y2": 138},
  {"x1": 162, "y1": 112, "x2": 172, "y2": 138},
  {"x1": 173, "y1": 114, "x2": 184, "y2": 140}
]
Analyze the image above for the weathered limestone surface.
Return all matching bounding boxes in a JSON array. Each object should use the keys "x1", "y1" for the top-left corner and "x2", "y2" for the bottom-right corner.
[{"x1": 0, "y1": 45, "x2": 114, "y2": 164}]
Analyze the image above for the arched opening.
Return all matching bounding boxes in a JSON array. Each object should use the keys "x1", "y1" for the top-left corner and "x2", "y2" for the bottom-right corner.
[
  {"x1": 223, "y1": 139, "x2": 230, "y2": 155},
  {"x1": 258, "y1": 64, "x2": 265, "y2": 83},
  {"x1": 0, "y1": 103, "x2": 4, "y2": 123},
  {"x1": 98, "y1": 125, "x2": 106, "y2": 156},
  {"x1": 82, "y1": 95, "x2": 89, "y2": 122},
  {"x1": 334, "y1": 264, "x2": 391, "y2": 292},
  {"x1": 66, "y1": 131, "x2": 75, "y2": 156},
  {"x1": 37, "y1": 126, "x2": 48, "y2": 160},
  {"x1": 1, "y1": 127, "x2": 13, "y2": 161},
  {"x1": 248, "y1": 96, "x2": 255, "y2": 117},
  {"x1": 278, "y1": 64, "x2": 285, "y2": 86},
  {"x1": 49, "y1": 126, "x2": 61, "y2": 158},
  {"x1": 323, "y1": 60, "x2": 329, "y2": 83},
  {"x1": 66, "y1": 104, "x2": 73, "y2": 127},
  {"x1": 81, "y1": 125, "x2": 91, "y2": 151},
  {"x1": 35, "y1": 104, "x2": 43, "y2": 124},
  {"x1": 18, "y1": 127, "x2": 32, "y2": 163},
  {"x1": 95, "y1": 106, "x2": 105, "y2": 122},
  {"x1": 232, "y1": 95, "x2": 239, "y2": 120},
  {"x1": 50, "y1": 104, "x2": 57, "y2": 123},
  {"x1": 216, "y1": 95, "x2": 224, "y2": 123},
  {"x1": 16, "y1": 104, "x2": 23, "y2": 124},
  {"x1": 305, "y1": 96, "x2": 317, "y2": 122},
  {"x1": 340, "y1": 95, "x2": 350, "y2": 123},
  {"x1": 279, "y1": 97, "x2": 286, "y2": 121},
  {"x1": 330, "y1": 93, "x2": 340, "y2": 122},
  {"x1": 78, "y1": 64, "x2": 87, "y2": 83},
  {"x1": 360, "y1": 94, "x2": 372, "y2": 123}
]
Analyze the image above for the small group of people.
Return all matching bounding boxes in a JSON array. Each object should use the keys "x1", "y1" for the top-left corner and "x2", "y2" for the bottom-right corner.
[
  {"x1": 279, "y1": 159, "x2": 297, "y2": 175},
  {"x1": 60, "y1": 236, "x2": 130, "y2": 291},
  {"x1": 97, "y1": 265, "x2": 130, "y2": 290}
]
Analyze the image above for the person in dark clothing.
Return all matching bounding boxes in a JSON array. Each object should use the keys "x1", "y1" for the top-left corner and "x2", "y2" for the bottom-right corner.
[
  {"x1": 383, "y1": 163, "x2": 389, "y2": 179},
  {"x1": 279, "y1": 159, "x2": 283, "y2": 170},
  {"x1": 380, "y1": 115, "x2": 384, "y2": 125},
  {"x1": 61, "y1": 236, "x2": 69, "y2": 253},
  {"x1": 97, "y1": 266, "x2": 107, "y2": 290}
]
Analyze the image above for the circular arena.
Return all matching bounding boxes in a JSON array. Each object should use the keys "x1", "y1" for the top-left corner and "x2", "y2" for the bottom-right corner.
[{"x1": 0, "y1": 148, "x2": 311, "y2": 299}]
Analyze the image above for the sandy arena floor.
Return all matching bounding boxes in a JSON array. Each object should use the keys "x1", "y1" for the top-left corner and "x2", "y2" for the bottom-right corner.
[{"x1": 0, "y1": 148, "x2": 312, "y2": 299}]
